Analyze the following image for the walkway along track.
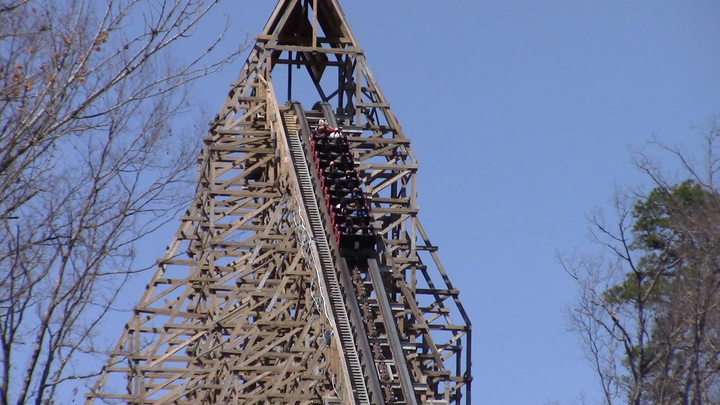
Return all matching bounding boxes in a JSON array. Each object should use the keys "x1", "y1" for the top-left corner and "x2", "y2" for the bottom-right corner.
[{"x1": 281, "y1": 103, "x2": 375, "y2": 405}]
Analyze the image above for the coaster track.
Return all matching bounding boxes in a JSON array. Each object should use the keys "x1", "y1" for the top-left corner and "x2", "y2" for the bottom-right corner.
[{"x1": 282, "y1": 102, "x2": 421, "y2": 405}]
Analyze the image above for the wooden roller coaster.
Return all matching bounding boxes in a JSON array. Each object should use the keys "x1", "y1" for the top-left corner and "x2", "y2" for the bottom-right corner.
[{"x1": 86, "y1": 1, "x2": 472, "y2": 404}]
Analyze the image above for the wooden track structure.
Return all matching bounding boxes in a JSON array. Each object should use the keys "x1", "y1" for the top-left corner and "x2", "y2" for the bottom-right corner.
[{"x1": 86, "y1": 1, "x2": 472, "y2": 404}]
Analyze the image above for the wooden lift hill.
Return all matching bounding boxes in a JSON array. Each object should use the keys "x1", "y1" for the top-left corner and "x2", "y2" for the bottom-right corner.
[{"x1": 86, "y1": 0, "x2": 472, "y2": 404}]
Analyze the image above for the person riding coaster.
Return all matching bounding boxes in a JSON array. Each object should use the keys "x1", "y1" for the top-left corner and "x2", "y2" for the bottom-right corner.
[{"x1": 316, "y1": 119, "x2": 340, "y2": 137}]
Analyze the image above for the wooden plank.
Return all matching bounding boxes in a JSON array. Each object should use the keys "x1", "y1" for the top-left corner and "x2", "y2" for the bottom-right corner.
[
  {"x1": 265, "y1": 44, "x2": 363, "y2": 55},
  {"x1": 346, "y1": 136, "x2": 409, "y2": 144},
  {"x1": 356, "y1": 163, "x2": 418, "y2": 171}
]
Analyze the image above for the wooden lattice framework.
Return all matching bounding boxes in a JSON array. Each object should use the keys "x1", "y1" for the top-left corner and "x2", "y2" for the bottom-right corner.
[{"x1": 86, "y1": 1, "x2": 472, "y2": 404}]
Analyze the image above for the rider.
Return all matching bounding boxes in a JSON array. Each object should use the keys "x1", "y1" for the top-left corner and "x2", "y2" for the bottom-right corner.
[{"x1": 316, "y1": 120, "x2": 335, "y2": 136}]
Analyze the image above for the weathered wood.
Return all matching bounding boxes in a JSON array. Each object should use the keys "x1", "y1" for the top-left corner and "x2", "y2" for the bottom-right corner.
[{"x1": 86, "y1": 0, "x2": 472, "y2": 404}]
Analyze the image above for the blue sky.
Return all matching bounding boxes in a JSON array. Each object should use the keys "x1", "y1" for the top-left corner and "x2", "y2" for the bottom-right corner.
[{"x1": 147, "y1": 1, "x2": 720, "y2": 404}]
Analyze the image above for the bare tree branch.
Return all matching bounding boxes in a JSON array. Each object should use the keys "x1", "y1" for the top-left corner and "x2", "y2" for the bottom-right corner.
[
  {"x1": 0, "y1": 0, "x2": 245, "y2": 403},
  {"x1": 563, "y1": 120, "x2": 720, "y2": 405}
]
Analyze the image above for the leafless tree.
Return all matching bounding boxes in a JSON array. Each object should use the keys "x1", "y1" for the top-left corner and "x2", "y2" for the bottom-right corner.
[
  {"x1": 561, "y1": 120, "x2": 720, "y2": 405},
  {"x1": 0, "y1": 0, "x2": 243, "y2": 403}
]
